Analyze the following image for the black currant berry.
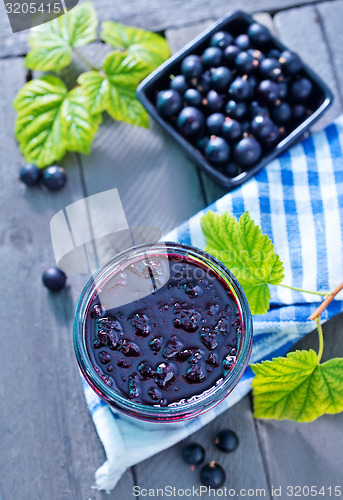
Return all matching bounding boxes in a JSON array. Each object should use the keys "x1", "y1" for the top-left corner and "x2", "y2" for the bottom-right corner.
[
  {"x1": 235, "y1": 51, "x2": 258, "y2": 74},
  {"x1": 210, "y1": 31, "x2": 233, "y2": 49},
  {"x1": 42, "y1": 266, "x2": 67, "y2": 291},
  {"x1": 257, "y1": 79, "x2": 280, "y2": 103},
  {"x1": 259, "y1": 57, "x2": 282, "y2": 80},
  {"x1": 271, "y1": 102, "x2": 292, "y2": 125},
  {"x1": 156, "y1": 89, "x2": 183, "y2": 117},
  {"x1": 229, "y1": 77, "x2": 252, "y2": 101},
  {"x1": 234, "y1": 137, "x2": 262, "y2": 167},
  {"x1": 291, "y1": 77, "x2": 312, "y2": 101},
  {"x1": 181, "y1": 55, "x2": 203, "y2": 79},
  {"x1": 205, "y1": 136, "x2": 230, "y2": 165},
  {"x1": 19, "y1": 164, "x2": 41, "y2": 186},
  {"x1": 206, "y1": 90, "x2": 224, "y2": 113},
  {"x1": 292, "y1": 104, "x2": 307, "y2": 120},
  {"x1": 42, "y1": 165, "x2": 67, "y2": 191},
  {"x1": 200, "y1": 461, "x2": 226, "y2": 489},
  {"x1": 279, "y1": 50, "x2": 303, "y2": 75},
  {"x1": 182, "y1": 442, "x2": 205, "y2": 465},
  {"x1": 234, "y1": 33, "x2": 250, "y2": 50},
  {"x1": 206, "y1": 113, "x2": 225, "y2": 135},
  {"x1": 210, "y1": 66, "x2": 233, "y2": 92},
  {"x1": 177, "y1": 107, "x2": 205, "y2": 137},
  {"x1": 247, "y1": 23, "x2": 272, "y2": 47},
  {"x1": 225, "y1": 100, "x2": 247, "y2": 120},
  {"x1": 251, "y1": 114, "x2": 275, "y2": 140},
  {"x1": 184, "y1": 88, "x2": 202, "y2": 107},
  {"x1": 278, "y1": 80, "x2": 288, "y2": 99},
  {"x1": 222, "y1": 118, "x2": 242, "y2": 142},
  {"x1": 170, "y1": 75, "x2": 188, "y2": 94},
  {"x1": 223, "y1": 45, "x2": 240, "y2": 66},
  {"x1": 201, "y1": 47, "x2": 223, "y2": 68},
  {"x1": 214, "y1": 429, "x2": 239, "y2": 453}
]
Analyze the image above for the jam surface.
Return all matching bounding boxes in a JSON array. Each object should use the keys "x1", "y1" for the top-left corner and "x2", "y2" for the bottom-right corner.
[{"x1": 85, "y1": 252, "x2": 241, "y2": 406}]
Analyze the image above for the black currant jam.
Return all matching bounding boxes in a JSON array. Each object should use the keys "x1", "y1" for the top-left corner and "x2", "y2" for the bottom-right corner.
[{"x1": 85, "y1": 251, "x2": 242, "y2": 407}]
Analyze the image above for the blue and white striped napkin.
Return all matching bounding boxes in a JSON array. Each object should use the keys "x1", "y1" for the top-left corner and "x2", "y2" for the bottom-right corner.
[{"x1": 83, "y1": 116, "x2": 343, "y2": 493}]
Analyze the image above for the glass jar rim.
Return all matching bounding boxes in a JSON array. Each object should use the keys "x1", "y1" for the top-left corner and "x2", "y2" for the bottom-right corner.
[{"x1": 73, "y1": 241, "x2": 253, "y2": 420}]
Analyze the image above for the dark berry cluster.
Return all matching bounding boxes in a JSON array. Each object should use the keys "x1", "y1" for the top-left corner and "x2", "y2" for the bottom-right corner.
[
  {"x1": 181, "y1": 429, "x2": 239, "y2": 489},
  {"x1": 155, "y1": 22, "x2": 313, "y2": 178},
  {"x1": 19, "y1": 164, "x2": 67, "y2": 190}
]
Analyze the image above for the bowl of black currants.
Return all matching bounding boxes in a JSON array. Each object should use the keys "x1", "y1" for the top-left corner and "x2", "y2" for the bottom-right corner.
[{"x1": 136, "y1": 10, "x2": 333, "y2": 189}]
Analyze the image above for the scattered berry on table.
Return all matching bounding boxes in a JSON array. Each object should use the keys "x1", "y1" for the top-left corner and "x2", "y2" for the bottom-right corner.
[
  {"x1": 214, "y1": 429, "x2": 239, "y2": 453},
  {"x1": 42, "y1": 266, "x2": 67, "y2": 291},
  {"x1": 182, "y1": 442, "x2": 206, "y2": 465},
  {"x1": 200, "y1": 461, "x2": 226, "y2": 488},
  {"x1": 19, "y1": 164, "x2": 41, "y2": 186},
  {"x1": 42, "y1": 165, "x2": 67, "y2": 191}
]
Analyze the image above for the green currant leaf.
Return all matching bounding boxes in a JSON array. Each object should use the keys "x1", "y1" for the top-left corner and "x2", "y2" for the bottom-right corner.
[
  {"x1": 201, "y1": 211, "x2": 284, "y2": 315},
  {"x1": 13, "y1": 76, "x2": 68, "y2": 167},
  {"x1": 251, "y1": 351, "x2": 343, "y2": 422},
  {"x1": 103, "y1": 51, "x2": 151, "y2": 87},
  {"x1": 61, "y1": 87, "x2": 102, "y2": 155},
  {"x1": 25, "y1": 2, "x2": 98, "y2": 71},
  {"x1": 77, "y1": 71, "x2": 109, "y2": 114},
  {"x1": 14, "y1": 76, "x2": 102, "y2": 167},
  {"x1": 100, "y1": 21, "x2": 170, "y2": 71},
  {"x1": 102, "y1": 52, "x2": 149, "y2": 127}
]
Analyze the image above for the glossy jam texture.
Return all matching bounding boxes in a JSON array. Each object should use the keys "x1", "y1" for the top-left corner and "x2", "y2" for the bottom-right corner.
[{"x1": 85, "y1": 253, "x2": 241, "y2": 406}]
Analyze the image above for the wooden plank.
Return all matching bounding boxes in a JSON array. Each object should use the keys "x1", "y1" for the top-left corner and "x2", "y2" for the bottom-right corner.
[
  {"x1": 79, "y1": 117, "x2": 206, "y2": 236},
  {"x1": 255, "y1": 313, "x2": 343, "y2": 494},
  {"x1": 317, "y1": 1, "x2": 343, "y2": 107},
  {"x1": 274, "y1": 5, "x2": 342, "y2": 132},
  {"x1": 0, "y1": 0, "x2": 329, "y2": 59},
  {"x1": 135, "y1": 397, "x2": 272, "y2": 498},
  {"x1": 0, "y1": 56, "x2": 134, "y2": 499}
]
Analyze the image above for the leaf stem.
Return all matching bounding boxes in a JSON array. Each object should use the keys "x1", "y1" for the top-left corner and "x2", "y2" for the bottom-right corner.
[
  {"x1": 308, "y1": 281, "x2": 343, "y2": 320},
  {"x1": 73, "y1": 48, "x2": 99, "y2": 71},
  {"x1": 278, "y1": 283, "x2": 328, "y2": 297},
  {"x1": 316, "y1": 316, "x2": 324, "y2": 363}
]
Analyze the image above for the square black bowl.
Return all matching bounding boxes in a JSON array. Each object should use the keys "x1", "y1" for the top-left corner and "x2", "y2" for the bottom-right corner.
[{"x1": 136, "y1": 10, "x2": 333, "y2": 190}]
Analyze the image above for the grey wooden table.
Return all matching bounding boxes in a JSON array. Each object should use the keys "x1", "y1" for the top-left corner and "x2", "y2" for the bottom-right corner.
[{"x1": 0, "y1": 1, "x2": 342, "y2": 499}]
